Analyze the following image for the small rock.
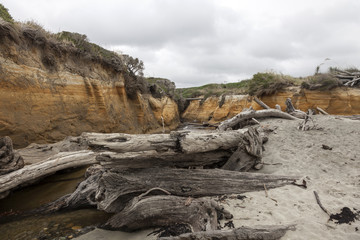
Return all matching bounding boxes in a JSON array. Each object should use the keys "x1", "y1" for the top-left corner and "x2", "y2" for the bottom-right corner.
[
  {"x1": 71, "y1": 226, "x2": 82, "y2": 231},
  {"x1": 322, "y1": 144, "x2": 332, "y2": 150}
]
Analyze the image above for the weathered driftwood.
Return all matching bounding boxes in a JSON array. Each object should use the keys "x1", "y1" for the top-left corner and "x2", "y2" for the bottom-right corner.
[
  {"x1": 82, "y1": 129, "x2": 248, "y2": 154},
  {"x1": 159, "y1": 225, "x2": 296, "y2": 240},
  {"x1": 97, "y1": 150, "x2": 232, "y2": 169},
  {"x1": 17, "y1": 136, "x2": 88, "y2": 165},
  {"x1": 285, "y1": 98, "x2": 306, "y2": 119},
  {"x1": 316, "y1": 107, "x2": 329, "y2": 115},
  {"x1": 0, "y1": 136, "x2": 24, "y2": 175},
  {"x1": 217, "y1": 109, "x2": 298, "y2": 131},
  {"x1": 222, "y1": 127, "x2": 263, "y2": 171},
  {"x1": 332, "y1": 69, "x2": 360, "y2": 87},
  {"x1": 0, "y1": 150, "x2": 97, "y2": 199},
  {"x1": 94, "y1": 168, "x2": 300, "y2": 212},
  {"x1": 30, "y1": 166, "x2": 104, "y2": 214},
  {"x1": 101, "y1": 195, "x2": 232, "y2": 231},
  {"x1": 254, "y1": 96, "x2": 270, "y2": 109}
]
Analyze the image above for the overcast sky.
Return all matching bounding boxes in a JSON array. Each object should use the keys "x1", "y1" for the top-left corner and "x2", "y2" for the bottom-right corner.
[{"x1": 2, "y1": 0, "x2": 360, "y2": 87}]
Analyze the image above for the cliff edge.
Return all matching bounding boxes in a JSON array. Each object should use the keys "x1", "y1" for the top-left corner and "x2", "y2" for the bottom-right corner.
[{"x1": 0, "y1": 20, "x2": 179, "y2": 147}]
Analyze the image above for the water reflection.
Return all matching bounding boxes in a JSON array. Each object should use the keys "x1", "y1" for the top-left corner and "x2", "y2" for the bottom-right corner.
[{"x1": 0, "y1": 167, "x2": 111, "y2": 240}]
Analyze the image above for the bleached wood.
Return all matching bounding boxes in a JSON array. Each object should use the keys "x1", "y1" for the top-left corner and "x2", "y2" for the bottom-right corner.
[
  {"x1": 159, "y1": 225, "x2": 296, "y2": 240},
  {"x1": 254, "y1": 96, "x2": 270, "y2": 109},
  {"x1": 217, "y1": 109, "x2": 298, "y2": 131},
  {"x1": 0, "y1": 150, "x2": 97, "y2": 198},
  {"x1": 95, "y1": 168, "x2": 300, "y2": 212},
  {"x1": 316, "y1": 107, "x2": 329, "y2": 115},
  {"x1": 101, "y1": 195, "x2": 231, "y2": 231},
  {"x1": 98, "y1": 150, "x2": 232, "y2": 169},
  {"x1": 82, "y1": 129, "x2": 248, "y2": 154}
]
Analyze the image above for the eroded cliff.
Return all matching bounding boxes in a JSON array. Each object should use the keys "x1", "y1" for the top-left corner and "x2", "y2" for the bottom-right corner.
[
  {"x1": 0, "y1": 21, "x2": 179, "y2": 147},
  {"x1": 182, "y1": 87, "x2": 360, "y2": 124}
]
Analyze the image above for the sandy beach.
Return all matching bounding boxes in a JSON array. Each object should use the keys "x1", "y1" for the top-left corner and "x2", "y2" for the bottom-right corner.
[{"x1": 76, "y1": 115, "x2": 360, "y2": 240}]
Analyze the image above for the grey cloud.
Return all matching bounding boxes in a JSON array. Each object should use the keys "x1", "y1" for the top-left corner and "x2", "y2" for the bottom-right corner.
[{"x1": 2, "y1": 0, "x2": 360, "y2": 87}]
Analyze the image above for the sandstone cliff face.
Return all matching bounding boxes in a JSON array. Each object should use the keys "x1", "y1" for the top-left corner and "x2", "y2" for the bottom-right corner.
[
  {"x1": 0, "y1": 23, "x2": 179, "y2": 147},
  {"x1": 182, "y1": 87, "x2": 360, "y2": 124}
]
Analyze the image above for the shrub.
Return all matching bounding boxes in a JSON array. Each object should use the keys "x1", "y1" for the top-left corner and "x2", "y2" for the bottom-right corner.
[
  {"x1": 0, "y1": 4, "x2": 14, "y2": 23},
  {"x1": 301, "y1": 73, "x2": 341, "y2": 91},
  {"x1": 248, "y1": 72, "x2": 293, "y2": 96}
]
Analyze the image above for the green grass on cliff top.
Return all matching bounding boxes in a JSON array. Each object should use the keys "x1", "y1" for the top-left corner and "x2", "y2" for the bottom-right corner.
[{"x1": 177, "y1": 70, "x2": 353, "y2": 99}]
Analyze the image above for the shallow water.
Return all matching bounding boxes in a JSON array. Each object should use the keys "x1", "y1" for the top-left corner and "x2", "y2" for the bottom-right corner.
[{"x1": 0, "y1": 167, "x2": 111, "y2": 240}]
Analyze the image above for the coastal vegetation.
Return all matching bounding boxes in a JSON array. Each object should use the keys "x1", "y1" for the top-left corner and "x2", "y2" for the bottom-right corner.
[{"x1": 177, "y1": 68, "x2": 360, "y2": 100}]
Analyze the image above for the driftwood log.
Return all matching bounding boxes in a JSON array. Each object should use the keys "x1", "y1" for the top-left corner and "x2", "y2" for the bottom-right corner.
[
  {"x1": 222, "y1": 127, "x2": 263, "y2": 171},
  {"x1": 94, "y1": 168, "x2": 299, "y2": 212},
  {"x1": 0, "y1": 136, "x2": 24, "y2": 175},
  {"x1": 285, "y1": 98, "x2": 307, "y2": 119},
  {"x1": 217, "y1": 109, "x2": 298, "y2": 131},
  {"x1": 331, "y1": 69, "x2": 360, "y2": 87},
  {"x1": 82, "y1": 129, "x2": 248, "y2": 154},
  {"x1": 97, "y1": 150, "x2": 232, "y2": 169},
  {"x1": 0, "y1": 150, "x2": 97, "y2": 199},
  {"x1": 159, "y1": 225, "x2": 296, "y2": 240},
  {"x1": 101, "y1": 195, "x2": 232, "y2": 231},
  {"x1": 254, "y1": 96, "x2": 270, "y2": 109},
  {"x1": 316, "y1": 107, "x2": 329, "y2": 115}
]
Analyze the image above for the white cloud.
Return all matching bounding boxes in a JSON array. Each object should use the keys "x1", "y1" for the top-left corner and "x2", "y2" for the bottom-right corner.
[{"x1": 2, "y1": 0, "x2": 360, "y2": 87}]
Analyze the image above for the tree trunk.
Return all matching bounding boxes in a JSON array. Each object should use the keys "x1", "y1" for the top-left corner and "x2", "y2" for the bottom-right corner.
[
  {"x1": 217, "y1": 109, "x2": 298, "y2": 131},
  {"x1": 95, "y1": 168, "x2": 299, "y2": 212},
  {"x1": 0, "y1": 150, "x2": 97, "y2": 198},
  {"x1": 0, "y1": 136, "x2": 24, "y2": 175},
  {"x1": 101, "y1": 195, "x2": 232, "y2": 231},
  {"x1": 159, "y1": 225, "x2": 296, "y2": 240}
]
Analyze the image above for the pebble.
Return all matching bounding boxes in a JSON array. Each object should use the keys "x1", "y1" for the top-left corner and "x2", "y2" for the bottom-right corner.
[{"x1": 71, "y1": 226, "x2": 82, "y2": 231}]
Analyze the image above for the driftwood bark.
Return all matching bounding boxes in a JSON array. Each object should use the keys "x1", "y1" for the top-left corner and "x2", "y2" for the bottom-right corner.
[
  {"x1": 0, "y1": 150, "x2": 97, "y2": 198},
  {"x1": 316, "y1": 107, "x2": 329, "y2": 115},
  {"x1": 217, "y1": 109, "x2": 298, "y2": 131},
  {"x1": 285, "y1": 98, "x2": 306, "y2": 119},
  {"x1": 82, "y1": 129, "x2": 248, "y2": 154},
  {"x1": 331, "y1": 69, "x2": 360, "y2": 87},
  {"x1": 101, "y1": 195, "x2": 232, "y2": 231},
  {"x1": 97, "y1": 150, "x2": 232, "y2": 169},
  {"x1": 0, "y1": 136, "x2": 24, "y2": 175},
  {"x1": 94, "y1": 168, "x2": 299, "y2": 212},
  {"x1": 222, "y1": 127, "x2": 263, "y2": 171},
  {"x1": 254, "y1": 96, "x2": 270, "y2": 109},
  {"x1": 17, "y1": 136, "x2": 88, "y2": 164},
  {"x1": 159, "y1": 225, "x2": 296, "y2": 240}
]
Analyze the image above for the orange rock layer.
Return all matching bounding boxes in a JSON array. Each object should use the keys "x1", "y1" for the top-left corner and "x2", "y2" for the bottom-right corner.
[
  {"x1": 0, "y1": 46, "x2": 179, "y2": 148},
  {"x1": 181, "y1": 87, "x2": 360, "y2": 124}
]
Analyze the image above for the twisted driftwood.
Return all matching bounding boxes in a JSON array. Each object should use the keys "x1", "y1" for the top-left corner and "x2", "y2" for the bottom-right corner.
[
  {"x1": 101, "y1": 195, "x2": 232, "y2": 231},
  {"x1": 159, "y1": 225, "x2": 296, "y2": 240},
  {"x1": 94, "y1": 168, "x2": 299, "y2": 212},
  {"x1": 217, "y1": 109, "x2": 298, "y2": 131},
  {"x1": 222, "y1": 127, "x2": 263, "y2": 171},
  {"x1": 0, "y1": 136, "x2": 24, "y2": 175},
  {"x1": 285, "y1": 98, "x2": 307, "y2": 119}
]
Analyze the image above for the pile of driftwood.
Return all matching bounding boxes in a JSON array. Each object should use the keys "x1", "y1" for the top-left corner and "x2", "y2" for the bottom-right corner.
[
  {"x1": 332, "y1": 69, "x2": 360, "y2": 87},
  {"x1": 0, "y1": 107, "x2": 305, "y2": 239}
]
